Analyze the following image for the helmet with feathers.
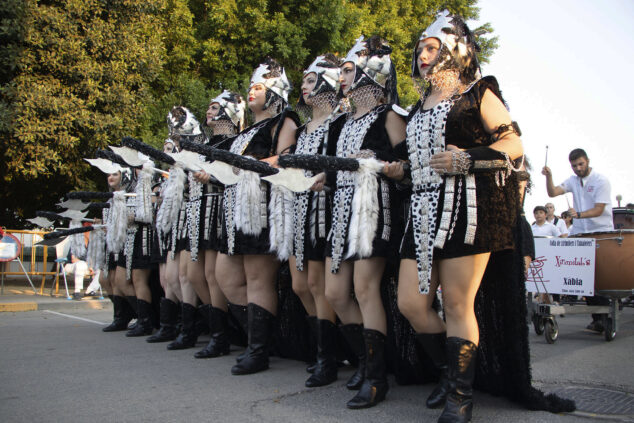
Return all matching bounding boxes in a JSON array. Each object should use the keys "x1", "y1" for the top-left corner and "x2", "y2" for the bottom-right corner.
[
  {"x1": 249, "y1": 57, "x2": 292, "y2": 112},
  {"x1": 342, "y1": 35, "x2": 398, "y2": 104},
  {"x1": 412, "y1": 10, "x2": 482, "y2": 84}
]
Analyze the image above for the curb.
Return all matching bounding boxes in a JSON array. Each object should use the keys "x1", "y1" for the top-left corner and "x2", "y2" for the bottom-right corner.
[{"x1": 0, "y1": 299, "x2": 112, "y2": 313}]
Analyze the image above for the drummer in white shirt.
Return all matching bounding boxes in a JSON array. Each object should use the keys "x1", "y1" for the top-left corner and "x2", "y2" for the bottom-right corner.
[
  {"x1": 542, "y1": 148, "x2": 613, "y2": 235},
  {"x1": 545, "y1": 203, "x2": 569, "y2": 237},
  {"x1": 531, "y1": 206, "x2": 561, "y2": 237},
  {"x1": 542, "y1": 148, "x2": 614, "y2": 332}
]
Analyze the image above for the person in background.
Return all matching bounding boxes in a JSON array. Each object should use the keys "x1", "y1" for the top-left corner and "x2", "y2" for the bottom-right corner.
[
  {"x1": 531, "y1": 206, "x2": 561, "y2": 237},
  {"x1": 542, "y1": 148, "x2": 613, "y2": 332},
  {"x1": 545, "y1": 203, "x2": 568, "y2": 237},
  {"x1": 561, "y1": 211, "x2": 574, "y2": 233}
]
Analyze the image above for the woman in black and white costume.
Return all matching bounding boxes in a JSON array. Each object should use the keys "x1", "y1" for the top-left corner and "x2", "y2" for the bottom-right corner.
[
  {"x1": 145, "y1": 136, "x2": 184, "y2": 344},
  {"x1": 390, "y1": 10, "x2": 574, "y2": 422},
  {"x1": 189, "y1": 91, "x2": 246, "y2": 358},
  {"x1": 290, "y1": 54, "x2": 345, "y2": 387},
  {"x1": 101, "y1": 168, "x2": 139, "y2": 332},
  {"x1": 215, "y1": 58, "x2": 299, "y2": 375},
  {"x1": 323, "y1": 36, "x2": 406, "y2": 409},
  {"x1": 162, "y1": 108, "x2": 212, "y2": 350},
  {"x1": 116, "y1": 157, "x2": 158, "y2": 337}
]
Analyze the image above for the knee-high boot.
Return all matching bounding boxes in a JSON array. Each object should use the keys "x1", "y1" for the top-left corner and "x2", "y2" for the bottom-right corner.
[
  {"x1": 305, "y1": 315, "x2": 318, "y2": 373},
  {"x1": 103, "y1": 295, "x2": 134, "y2": 332},
  {"x1": 124, "y1": 295, "x2": 139, "y2": 330},
  {"x1": 231, "y1": 303, "x2": 274, "y2": 375},
  {"x1": 228, "y1": 303, "x2": 248, "y2": 362},
  {"x1": 340, "y1": 323, "x2": 365, "y2": 390},
  {"x1": 305, "y1": 319, "x2": 338, "y2": 387},
  {"x1": 146, "y1": 298, "x2": 179, "y2": 342},
  {"x1": 437, "y1": 337, "x2": 478, "y2": 423},
  {"x1": 416, "y1": 332, "x2": 450, "y2": 408},
  {"x1": 346, "y1": 329, "x2": 388, "y2": 409},
  {"x1": 167, "y1": 302, "x2": 198, "y2": 350},
  {"x1": 126, "y1": 299, "x2": 154, "y2": 337},
  {"x1": 195, "y1": 307, "x2": 231, "y2": 358}
]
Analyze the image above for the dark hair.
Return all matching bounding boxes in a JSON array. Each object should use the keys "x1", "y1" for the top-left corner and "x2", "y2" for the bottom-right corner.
[
  {"x1": 533, "y1": 205, "x2": 547, "y2": 214},
  {"x1": 569, "y1": 148, "x2": 588, "y2": 162}
]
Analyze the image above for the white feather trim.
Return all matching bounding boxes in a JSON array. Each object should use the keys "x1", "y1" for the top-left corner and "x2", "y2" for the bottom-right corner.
[
  {"x1": 268, "y1": 185, "x2": 294, "y2": 261},
  {"x1": 134, "y1": 161, "x2": 154, "y2": 224},
  {"x1": 69, "y1": 220, "x2": 87, "y2": 259},
  {"x1": 346, "y1": 158, "x2": 383, "y2": 259},
  {"x1": 156, "y1": 165, "x2": 186, "y2": 238},
  {"x1": 106, "y1": 191, "x2": 127, "y2": 253},
  {"x1": 234, "y1": 170, "x2": 263, "y2": 236},
  {"x1": 86, "y1": 226, "x2": 106, "y2": 270}
]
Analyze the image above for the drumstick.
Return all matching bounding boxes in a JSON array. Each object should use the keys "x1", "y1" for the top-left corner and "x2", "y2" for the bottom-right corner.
[
  {"x1": 565, "y1": 194, "x2": 571, "y2": 209},
  {"x1": 544, "y1": 145, "x2": 549, "y2": 168}
]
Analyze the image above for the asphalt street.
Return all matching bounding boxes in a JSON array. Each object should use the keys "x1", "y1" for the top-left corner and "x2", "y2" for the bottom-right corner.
[{"x1": 0, "y1": 303, "x2": 633, "y2": 422}]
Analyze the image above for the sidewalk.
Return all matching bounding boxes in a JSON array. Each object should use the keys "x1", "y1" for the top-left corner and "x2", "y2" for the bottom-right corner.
[{"x1": 0, "y1": 282, "x2": 111, "y2": 312}]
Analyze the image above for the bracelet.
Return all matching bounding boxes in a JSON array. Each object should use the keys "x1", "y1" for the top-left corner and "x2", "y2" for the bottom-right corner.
[
  {"x1": 451, "y1": 151, "x2": 472, "y2": 175},
  {"x1": 576, "y1": 211, "x2": 581, "y2": 219}
]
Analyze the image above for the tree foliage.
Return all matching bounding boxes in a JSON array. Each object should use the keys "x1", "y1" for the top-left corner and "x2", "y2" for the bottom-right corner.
[{"x1": 1, "y1": 0, "x2": 496, "y2": 228}]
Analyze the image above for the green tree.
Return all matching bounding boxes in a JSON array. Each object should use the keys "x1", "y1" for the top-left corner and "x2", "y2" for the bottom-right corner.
[
  {"x1": 0, "y1": 0, "x2": 166, "y2": 226},
  {"x1": 0, "y1": 0, "x2": 496, "y2": 228}
]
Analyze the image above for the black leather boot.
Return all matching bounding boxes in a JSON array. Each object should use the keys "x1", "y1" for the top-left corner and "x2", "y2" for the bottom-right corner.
[
  {"x1": 231, "y1": 303, "x2": 274, "y2": 375},
  {"x1": 146, "y1": 298, "x2": 179, "y2": 343},
  {"x1": 126, "y1": 299, "x2": 154, "y2": 337},
  {"x1": 340, "y1": 323, "x2": 365, "y2": 390},
  {"x1": 437, "y1": 337, "x2": 478, "y2": 423},
  {"x1": 167, "y1": 303, "x2": 198, "y2": 350},
  {"x1": 228, "y1": 303, "x2": 248, "y2": 363},
  {"x1": 103, "y1": 295, "x2": 133, "y2": 332},
  {"x1": 305, "y1": 316, "x2": 318, "y2": 373},
  {"x1": 416, "y1": 332, "x2": 450, "y2": 408},
  {"x1": 195, "y1": 304, "x2": 211, "y2": 337},
  {"x1": 195, "y1": 307, "x2": 231, "y2": 358},
  {"x1": 305, "y1": 319, "x2": 338, "y2": 387},
  {"x1": 125, "y1": 295, "x2": 139, "y2": 330},
  {"x1": 346, "y1": 329, "x2": 388, "y2": 409}
]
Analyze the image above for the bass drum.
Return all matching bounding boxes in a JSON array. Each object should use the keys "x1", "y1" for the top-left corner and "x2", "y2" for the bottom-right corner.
[{"x1": 570, "y1": 230, "x2": 634, "y2": 291}]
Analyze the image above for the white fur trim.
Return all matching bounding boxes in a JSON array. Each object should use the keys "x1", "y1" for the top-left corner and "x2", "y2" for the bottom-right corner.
[
  {"x1": 134, "y1": 161, "x2": 154, "y2": 224},
  {"x1": 86, "y1": 226, "x2": 106, "y2": 271},
  {"x1": 268, "y1": 185, "x2": 294, "y2": 261},
  {"x1": 345, "y1": 158, "x2": 383, "y2": 259},
  {"x1": 106, "y1": 192, "x2": 127, "y2": 253},
  {"x1": 69, "y1": 220, "x2": 87, "y2": 259},
  {"x1": 234, "y1": 170, "x2": 263, "y2": 236},
  {"x1": 156, "y1": 165, "x2": 186, "y2": 238}
]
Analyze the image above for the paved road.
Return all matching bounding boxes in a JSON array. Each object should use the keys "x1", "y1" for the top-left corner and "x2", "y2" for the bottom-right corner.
[{"x1": 0, "y1": 304, "x2": 633, "y2": 422}]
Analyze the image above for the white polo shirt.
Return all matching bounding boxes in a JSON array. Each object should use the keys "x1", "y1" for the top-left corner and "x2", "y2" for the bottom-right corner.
[
  {"x1": 559, "y1": 170, "x2": 613, "y2": 235},
  {"x1": 531, "y1": 221, "x2": 561, "y2": 237},
  {"x1": 547, "y1": 216, "x2": 569, "y2": 236}
]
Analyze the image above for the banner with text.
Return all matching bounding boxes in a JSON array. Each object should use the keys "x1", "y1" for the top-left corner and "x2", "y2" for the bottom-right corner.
[{"x1": 526, "y1": 237, "x2": 596, "y2": 295}]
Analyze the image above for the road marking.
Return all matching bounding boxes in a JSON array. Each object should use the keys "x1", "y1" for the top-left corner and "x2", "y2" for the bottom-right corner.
[{"x1": 43, "y1": 310, "x2": 106, "y2": 326}]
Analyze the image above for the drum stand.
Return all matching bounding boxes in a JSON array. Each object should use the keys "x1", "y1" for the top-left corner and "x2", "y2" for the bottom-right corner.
[{"x1": 529, "y1": 289, "x2": 633, "y2": 343}]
